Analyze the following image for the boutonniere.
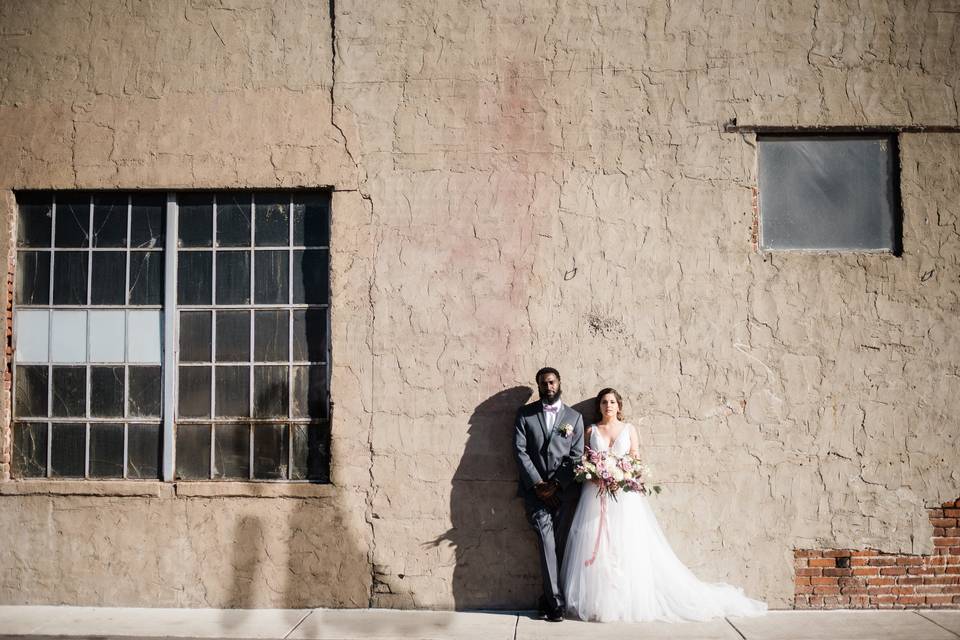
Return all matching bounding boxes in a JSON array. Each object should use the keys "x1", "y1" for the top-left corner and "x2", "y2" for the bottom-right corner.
[{"x1": 558, "y1": 423, "x2": 574, "y2": 438}]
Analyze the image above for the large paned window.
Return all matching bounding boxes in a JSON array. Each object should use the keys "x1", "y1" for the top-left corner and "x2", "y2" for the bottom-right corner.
[{"x1": 10, "y1": 191, "x2": 331, "y2": 482}]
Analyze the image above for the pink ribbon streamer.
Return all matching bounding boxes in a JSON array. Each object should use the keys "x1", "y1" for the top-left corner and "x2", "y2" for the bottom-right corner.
[{"x1": 584, "y1": 492, "x2": 610, "y2": 567}]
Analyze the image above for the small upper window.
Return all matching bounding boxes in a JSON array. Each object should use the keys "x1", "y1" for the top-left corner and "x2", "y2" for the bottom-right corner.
[{"x1": 757, "y1": 135, "x2": 901, "y2": 254}]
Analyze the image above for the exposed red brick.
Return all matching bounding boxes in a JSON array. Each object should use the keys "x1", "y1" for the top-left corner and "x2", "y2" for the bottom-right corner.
[
  {"x1": 852, "y1": 549, "x2": 879, "y2": 557},
  {"x1": 908, "y1": 566, "x2": 937, "y2": 575},
  {"x1": 880, "y1": 567, "x2": 907, "y2": 576},
  {"x1": 809, "y1": 558, "x2": 836, "y2": 568},
  {"x1": 898, "y1": 595, "x2": 925, "y2": 605},
  {"x1": 931, "y1": 518, "x2": 958, "y2": 528},
  {"x1": 852, "y1": 567, "x2": 879, "y2": 576},
  {"x1": 944, "y1": 509, "x2": 960, "y2": 518},
  {"x1": 927, "y1": 594, "x2": 954, "y2": 605},
  {"x1": 811, "y1": 577, "x2": 837, "y2": 586},
  {"x1": 823, "y1": 550, "x2": 852, "y2": 558},
  {"x1": 896, "y1": 556, "x2": 924, "y2": 566},
  {"x1": 813, "y1": 586, "x2": 840, "y2": 595},
  {"x1": 868, "y1": 557, "x2": 898, "y2": 567},
  {"x1": 934, "y1": 537, "x2": 960, "y2": 547},
  {"x1": 796, "y1": 567, "x2": 822, "y2": 577},
  {"x1": 867, "y1": 577, "x2": 896, "y2": 586},
  {"x1": 823, "y1": 568, "x2": 852, "y2": 577}
]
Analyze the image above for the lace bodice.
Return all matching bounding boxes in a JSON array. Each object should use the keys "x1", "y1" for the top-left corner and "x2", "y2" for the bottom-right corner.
[{"x1": 589, "y1": 423, "x2": 632, "y2": 456}]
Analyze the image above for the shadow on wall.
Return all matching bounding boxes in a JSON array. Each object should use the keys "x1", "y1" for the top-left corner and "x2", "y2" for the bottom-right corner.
[{"x1": 424, "y1": 387, "x2": 598, "y2": 609}]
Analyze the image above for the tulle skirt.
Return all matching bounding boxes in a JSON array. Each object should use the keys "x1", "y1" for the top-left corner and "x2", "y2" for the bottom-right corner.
[{"x1": 560, "y1": 486, "x2": 768, "y2": 623}]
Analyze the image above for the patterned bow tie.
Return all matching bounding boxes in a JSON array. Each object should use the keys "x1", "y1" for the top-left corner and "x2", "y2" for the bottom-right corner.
[{"x1": 543, "y1": 405, "x2": 559, "y2": 413}]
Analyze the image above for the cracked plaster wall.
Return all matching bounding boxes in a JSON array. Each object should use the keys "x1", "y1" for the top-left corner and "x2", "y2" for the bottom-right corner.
[{"x1": 1, "y1": 0, "x2": 959, "y2": 610}]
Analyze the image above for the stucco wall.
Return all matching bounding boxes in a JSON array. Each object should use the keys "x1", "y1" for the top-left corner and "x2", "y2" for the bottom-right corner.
[{"x1": 0, "y1": 0, "x2": 958, "y2": 609}]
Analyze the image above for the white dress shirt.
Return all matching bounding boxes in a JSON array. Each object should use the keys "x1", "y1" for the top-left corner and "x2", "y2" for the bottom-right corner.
[{"x1": 543, "y1": 399, "x2": 562, "y2": 432}]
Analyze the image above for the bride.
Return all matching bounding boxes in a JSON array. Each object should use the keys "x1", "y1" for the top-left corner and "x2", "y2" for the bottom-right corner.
[{"x1": 560, "y1": 387, "x2": 767, "y2": 622}]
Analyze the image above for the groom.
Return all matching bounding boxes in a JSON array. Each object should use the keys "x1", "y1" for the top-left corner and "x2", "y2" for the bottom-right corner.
[{"x1": 514, "y1": 367, "x2": 585, "y2": 622}]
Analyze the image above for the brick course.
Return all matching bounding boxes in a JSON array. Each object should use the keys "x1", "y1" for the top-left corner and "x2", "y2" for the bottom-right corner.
[{"x1": 794, "y1": 498, "x2": 960, "y2": 609}]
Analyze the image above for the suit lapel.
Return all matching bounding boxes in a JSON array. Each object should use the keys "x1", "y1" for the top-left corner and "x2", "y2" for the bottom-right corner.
[
  {"x1": 544, "y1": 404, "x2": 567, "y2": 447},
  {"x1": 536, "y1": 406, "x2": 548, "y2": 442}
]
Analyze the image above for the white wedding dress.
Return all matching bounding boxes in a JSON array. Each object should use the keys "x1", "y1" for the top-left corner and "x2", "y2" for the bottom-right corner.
[{"x1": 560, "y1": 425, "x2": 767, "y2": 622}]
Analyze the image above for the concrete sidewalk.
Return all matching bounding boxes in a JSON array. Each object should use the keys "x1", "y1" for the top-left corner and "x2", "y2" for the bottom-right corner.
[{"x1": 1, "y1": 606, "x2": 960, "y2": 639}]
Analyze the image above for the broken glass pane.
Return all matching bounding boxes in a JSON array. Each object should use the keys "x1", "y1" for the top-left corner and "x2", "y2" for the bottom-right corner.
[
  {"x1": 50, "y1": 422, "x2": 86, "y2": 477},
  {"x1": 215, "y1": 310, "x2": 250, "y2": 362},
  {"x1": 178, "y1": 192, "x2": 213, "y2": 248},
  {"x1": 254, "y1": 251, "x2": 288, "y2": 304},
  {"x1": 178, "y1": 366, "x2": 211, "y2": 418},
  {"x1": 130, "y1": 194, "x2": 165, "y2": 248},
  {"x1": 293, "y1": 250, "x2": 328, "y2": 304},
  {"x1": 179, "y1": 311, "x2": 211, "y2": 362},
  {"x1": 254, "y1": 310, "x2": 288, "y2": 361},
  {"x1": 177, "y1": 251, "x2": 212, "y2": 305},
  {"x1": 92, "y1": 194, "x2": 128, "y2": 248},
  {"x1": 215, "y1": 365, "x2": 249, "y2": 417},
  {"x1": 52, "y1": 251, "x2": 88, "y2": 305},
  {"x1": 12, "y1": 422, "x2": 47, "y2": 478},
  {"x1": 91, "y1": 251, "x2": 126, "y2": 305},
  {"x1": 215, "y1": 250, "x2": 250, "y2": 305},
  {"x1": 292, "y1": 192, "x2": 330, "y2": 247},
  {"x1": 255, "y1": 192, "x2": 290, "y2": 246},
  {"x1": 129, "y1": 251, "x2": 163, "y2": 305},
  {"x1": 15, "y1": 251, "x2": 50, "y2": 305},
  {"x1": 16, "y1": 192, "x2": 53, "y2": 248},
  {"x1": 128, "y1": 366, "x2": 161, "y2": 417},
  {"x1": 89, "y1": 423, "x2": 124, "y2": 478},
  {"x1": 51, "y1": 366, "x2": 86, "y2": 418},
  {"x1": 254, "y1": 424, "x2": 288, "y2": 480},
  {"x1": 216, "y1": 192, "x2": 252, "y2": 247},
  {"x1": 292, "y1": 309, "x2": 326, "y2": 362},
  {"x1": 127, "y1": 423, "x2": 160, "y2": 479},
  {"x1": 14, "y1": 365, "x2": 48, "y2": 417},
  {"x1": 253, "y1": 365, "x2": 288, "y2": 418},
  {"x1": 91, "y1": 366, "x2": 124, "y2": 418},
  {"x1": 54, "y1": 193, "x2": 90, "y2": 248},
  {"x1": 291, "y1": 422, "x2": 329, "y2": 481},
  {"x1": 175, "y1": 423, "x2": 211, "y2": 479},
  {"x1": 291, "y1": 365, "x2": 327, "y2": 419},
  {"x1": 213, "y1": 423, "x2": 249, "y2": 479}
]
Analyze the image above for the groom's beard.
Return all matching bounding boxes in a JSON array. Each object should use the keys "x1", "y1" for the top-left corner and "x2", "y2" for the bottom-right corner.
[{"x1": 540, "y1": 387, "x2": 562, "y2": 404}]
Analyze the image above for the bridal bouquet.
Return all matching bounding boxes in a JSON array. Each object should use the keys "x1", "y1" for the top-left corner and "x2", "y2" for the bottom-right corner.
[{"x1": 574, "y1": 447, "x2": 662, "y2": 498}]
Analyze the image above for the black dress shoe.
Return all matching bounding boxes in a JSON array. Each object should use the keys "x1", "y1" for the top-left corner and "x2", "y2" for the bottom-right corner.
[
  {"x1": 536, "y1": 596, "x2": 550, "y2": 618},
  {"x1": 546, "y1": 607, "x2": 565, "y2": 622}
]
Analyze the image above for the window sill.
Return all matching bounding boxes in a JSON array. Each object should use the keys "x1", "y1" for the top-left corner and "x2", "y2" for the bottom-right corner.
[{"x1": 0, "y1": 480, "x2": 336, "y2": 499}]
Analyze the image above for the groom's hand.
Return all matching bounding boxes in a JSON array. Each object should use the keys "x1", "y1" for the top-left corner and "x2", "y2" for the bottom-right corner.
[{"x1": 535, "y1": 480, "x2": 561, "y2": 508}]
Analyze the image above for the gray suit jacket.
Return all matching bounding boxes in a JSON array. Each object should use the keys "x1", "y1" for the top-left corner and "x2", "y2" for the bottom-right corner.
[{"x1": 513, "y1": 400, "x2": 585, "y2": 503}]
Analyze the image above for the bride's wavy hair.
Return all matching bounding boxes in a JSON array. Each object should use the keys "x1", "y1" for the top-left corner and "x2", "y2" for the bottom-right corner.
[{"x1": 595, "y1": 387, "x2": 625, "y2": 421}]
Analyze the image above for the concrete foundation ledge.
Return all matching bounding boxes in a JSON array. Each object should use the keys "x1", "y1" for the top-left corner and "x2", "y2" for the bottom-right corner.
[
  {"x1": 173, "y1": 481, "x2": 338, "y2": 499},
  {"x1": 0, "y1": 480, "x2": 171, "y2": 498}
]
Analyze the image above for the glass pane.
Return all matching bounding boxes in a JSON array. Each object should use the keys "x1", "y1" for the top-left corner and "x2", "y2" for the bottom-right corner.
[
  {"x1": 14, "y1": 309, "x2": 50, "y2": 362},
  {"x1": 51, "y1": 366, "x2": 86, "y2": 418},
  {"x1": 254, "y1": 251, "x2": 288, "y2": 304},
  {"x1": 216, "y1": 192, "x2": 251, "y2": 247},
  {"x1": 89, "y1": 423, "x2": 124, "y2": 478},
  {"x1": 90, "y1": 366, "x2": 124, "y2": 418},
  {"x1": 215, "y1": 251, "x2": 250, "y2": 305},
  {"x1": 178, "y1": 366, "x2": 211, "y2": 418},
  {"x1": 127, "y1": 310, "x2": 162, "y2": 363},
  {"x1": 178, "y1": 193, "x2": 213, "y2": 248},
  {"x1": 179, "y1": 311, "x2": 211, "y2": 362},
  {"x1": 91, "y1": 251, "x2": 126, "y2": 305},
  {"x1": 130, "y1": 194, "x2": 166, "y2": 248},
  {"x1": 17, "y1": 192, "x2": 53, "y2": 248},
  {"x1": 254, "y1": 310, "x2": 288, "y2": 361},
  {"x1": 175, "y1": 424, "x2": 211, "y2": 479},
  {"x1": 50, "y1": 310, "x2": 87, "y2": 363},
  {"x1": 293, "y1": 250, "x2": 328, "y2": 304},
  {"x1": 15, "y1": 251, "x2": 50, "y2": 305},
  {"x1": 292, "y1": 309, "x2": 326, "y2": 362},
  {"x1": 215, "y1": 366, "x2": 249, "y2": 417},
  {"x1": 254, "y1": 424, "x2": 288, "y2": 480},
  {"x1": 291, "y1": 422, "x2": 330, "y2": 481},
  {"x1": 128, "y1": 366, "x2": 161, "y2": 417},
  {"x1": 129, "y1": 252, "x2": 163, "y2": 305},
  {"x1": 92, "y1": 194, "x2": 128, "y2": 248},
  {"x1": 758, "y1": 136, "x2": 899, "y2": 251},
  {"x1": 253, "y1": 365, "x2": 288, "y2": 418},
  {"x1": 88, "y1": 310, "x2": 125, "y2": 362},
  {"x1": 291, "y1": 365, "x2": 327, "y2": 419},
  {"x1": 293, "y1": 192, "x2": 330, "y2": 246},
  {"x1": 54, "y1": 193, "x2": 90, "y2": 248},
  {"x1": 15, "y1": 365, "x2": 48, "y2": 417},
  {"x1": 128, "y1": 423, "x2": 160, "y2": 479},
  {"x1": 12, "y1": 422, "x2": 47, "y2": 478},
  {"x1": 215, "y1": 311, "x2": 250, "y2": 362},
  {"x1": 177, "y1": 251, "x2": 212, "y2": 305},
  {"x1": 52, "y1": 251, "x2": 88, "y2": 305},
  {"x1": 50, "y1": 422, "x2": 86, "y2": 477},
  {"x1": 255, "y1": 192, "x2": 290, "y2": 246},
  {"x1": 213, "y1": 423, "x2": 249, "y2": 479}
]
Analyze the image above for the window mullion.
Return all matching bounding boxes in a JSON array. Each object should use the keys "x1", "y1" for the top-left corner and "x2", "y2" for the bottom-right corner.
[{"x1": 161, "y1": 192, "x2": 178, "y2": 482}]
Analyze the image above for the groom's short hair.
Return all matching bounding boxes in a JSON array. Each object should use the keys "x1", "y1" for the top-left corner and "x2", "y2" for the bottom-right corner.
[{"x1": 535, "y1": 367, "x2": 560, "y2": 383}]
